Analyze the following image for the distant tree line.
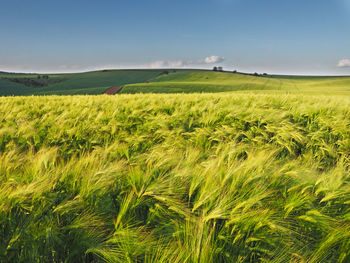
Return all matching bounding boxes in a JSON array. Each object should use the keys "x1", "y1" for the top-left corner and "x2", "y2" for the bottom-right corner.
[
  {"x1": 213, "y1": 67, "x2": 268, "y2": 76},
  {"x1": 37, "y1": 75, "x2": 49, "y2": 79},
  {"x1": 4, "y1": 76, "x2": 65, "y2": 88},
  {"x1": 213, "y1": 66, "x2": 223, "y2": 72}
]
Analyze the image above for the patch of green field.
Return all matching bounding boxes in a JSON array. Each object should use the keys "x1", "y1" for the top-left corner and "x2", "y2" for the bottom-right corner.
[
  {"x1": 1, "y1": 93, "x2": 349, "y2": 262},
  {"x1": 0, "y1": 79, "x2": 34, "y2": 96},
  {"x1": 2, "y1": 69, "x2": 350, "y2": 96},
  {"x1": 122, "y1": 71, "x2": 350, "y2": 94},
  {"x1": 0, "y1": 70, "x2": 166, "y2": 96}
]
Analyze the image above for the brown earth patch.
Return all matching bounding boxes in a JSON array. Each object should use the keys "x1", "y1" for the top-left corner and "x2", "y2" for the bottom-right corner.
[{"x1": 105, "y1": 86, "x2": 123, "y2": 95}]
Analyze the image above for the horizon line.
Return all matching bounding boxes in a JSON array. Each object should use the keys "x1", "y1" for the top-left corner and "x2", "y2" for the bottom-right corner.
[{"x1": 1, "y1": 68, "x2": 350, "y2": 78}]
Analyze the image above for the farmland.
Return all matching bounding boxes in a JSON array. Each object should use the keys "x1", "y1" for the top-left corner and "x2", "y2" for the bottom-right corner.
[
  {"x1": 0, "y1": 70, "x2": 165, "y2": 96},
  {"x1": 2, "y1": 69, "x2": 350, "y2": 96},
  {"x1": 1, "y1": 93, "x2": 349, "y2": 262},
  {"x1": 122, "y1": 71, "x2": 350, "y2": 94}
]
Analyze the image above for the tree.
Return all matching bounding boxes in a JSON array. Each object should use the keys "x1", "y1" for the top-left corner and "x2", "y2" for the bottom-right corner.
[{"x1": 213, "y1": 66, "x2": 218, "y2": 71}]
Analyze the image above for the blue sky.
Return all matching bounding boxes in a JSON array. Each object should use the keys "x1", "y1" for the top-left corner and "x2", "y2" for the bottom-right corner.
[{"x1": 1, "y1": 0, "x2": 350, "y2": 74}]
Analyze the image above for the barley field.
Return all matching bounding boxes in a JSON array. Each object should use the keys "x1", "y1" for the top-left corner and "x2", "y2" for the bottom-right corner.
[{"x1": 0, "y1": 93, "x2": 349, "y2": 262}]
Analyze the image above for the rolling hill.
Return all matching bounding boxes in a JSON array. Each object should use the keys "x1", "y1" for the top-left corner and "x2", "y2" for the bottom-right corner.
[
  {"x1": 1, "y1": 70, "x2": 350, "y2": 261},
  {"x1": 122, "y1": 70, "x2": 350, "y2": 94},
  {"x1": 0, "y1": 70, "x2": 166, "y2": 96},
  {"x1": 1, "y1": 69, "x2": 350, "y2": 96}
]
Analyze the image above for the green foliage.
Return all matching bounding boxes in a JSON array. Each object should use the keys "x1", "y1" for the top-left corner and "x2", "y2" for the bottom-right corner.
[{"x1": 0, "y1": 93, "x2": 349, "y2": 262}]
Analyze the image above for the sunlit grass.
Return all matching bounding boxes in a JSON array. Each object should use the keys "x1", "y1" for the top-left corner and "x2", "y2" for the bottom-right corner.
[
  {"x1": 122, "y1": 71, "x2": 350, "y2": 94},
  {"x1": 0, "y1": 93, "x2": 349, "y2": 262}
]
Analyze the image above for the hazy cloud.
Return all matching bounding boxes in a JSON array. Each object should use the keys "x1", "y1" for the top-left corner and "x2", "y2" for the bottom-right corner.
[
  {"x1": 150, "y1": 60, "x2": 185, "y2": 68},
  {"x1": 337, "y1": 59, "x2": 350, "y2": 68},
  {"x1": 203, "y1": 56, "x2": 225, "y2": 64},
  {"x1": 151, "y1": 56, "x2": 225, "y2": 68}
]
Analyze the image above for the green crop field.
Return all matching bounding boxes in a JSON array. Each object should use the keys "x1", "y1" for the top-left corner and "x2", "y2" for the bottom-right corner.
[
  {"x1": 122, "y1": 71, "x2": 350, "y2": 94},
  {"x1": 2, "y1": 69, "x2": 350, "y2": 96},
  {"x1": 1, "y1": 93, "x2": 349, "y2": 262},
  {"x1": 0, "y1": 70, "x2": 166, "y2": 96}
]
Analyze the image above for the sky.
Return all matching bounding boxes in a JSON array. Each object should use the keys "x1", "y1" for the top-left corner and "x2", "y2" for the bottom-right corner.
[{"x1": 1, "y1": 0, "x2": 350, "y2": 75}]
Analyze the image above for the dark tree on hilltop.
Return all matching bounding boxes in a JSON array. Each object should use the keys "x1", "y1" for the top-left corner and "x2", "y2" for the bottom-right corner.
[{"x1": 213, "y1": 67, "x2": 218, "y2": 71}]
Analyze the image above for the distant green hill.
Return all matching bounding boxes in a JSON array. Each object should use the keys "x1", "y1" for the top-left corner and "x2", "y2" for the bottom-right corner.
[
  {"x1": 0, "y1": 70, "x2": 166, "y2": 96},
  {"x1": 1, "y1": 69, "x2": 350, "y2": 96},
  {"x1": 122, "y1": 71, "x2": 350, "y2": 94}
]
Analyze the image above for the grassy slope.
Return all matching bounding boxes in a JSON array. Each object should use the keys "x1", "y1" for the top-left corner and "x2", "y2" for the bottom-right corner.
[
  {"x1": 0, "y1": 94, "x2": 349, "y2": 262},
  {"x1": 1, "y1": 69, "x2": 350, "y2": 96},
  {"x1": 0, "y1": 79, "x2": 33, "y2": 96},
  {"x1": 0, "y1": 70, "x2": 165, "y2": 96},
  {"x1": 121, "y1": 71, "x2": 350, "y2": 94}
]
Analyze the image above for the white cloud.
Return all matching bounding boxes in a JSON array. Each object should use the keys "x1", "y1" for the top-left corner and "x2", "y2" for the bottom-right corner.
[
  {"x1": 204, "y1": 55, "x2": 225, "y2": 64},
  {"x1": 337, "y1": 59, "x2": 350, "y2": 68},
  {"x1": 150, "y1": 56, "x2": 225, "y2": 68}
]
